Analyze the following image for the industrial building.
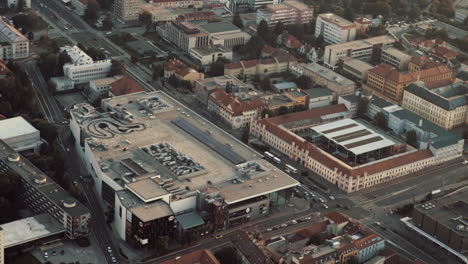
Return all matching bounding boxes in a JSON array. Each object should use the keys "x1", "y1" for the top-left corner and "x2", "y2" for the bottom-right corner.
[
  {"x1": 315, "y1": 13, "x2": 356, "y2": 44},
  {"x1": 69, "y1": 91, "x2": 299, "y2": 247},
  {"x1": 0, "y1": 117, "x2": 42, "y2": 154},
  {"x1": 0, "y1": 140, "x2": 91, "y2": 239}
]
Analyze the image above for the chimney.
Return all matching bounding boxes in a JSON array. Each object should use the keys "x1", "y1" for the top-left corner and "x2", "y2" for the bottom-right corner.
[{"x1": 418, "y1": 119, "x2": 423, "y2": 127}]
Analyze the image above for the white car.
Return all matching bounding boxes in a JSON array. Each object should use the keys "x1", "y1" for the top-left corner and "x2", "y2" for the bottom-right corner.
[
  {"x1": 107, "y1": 246, "x2": 112, "y2": 253},
  {"x1": 280, "y1": 223, "x2": 288, "y2": 228},
  {"x1": 328, "y1": 196, "x2": 335, "y2": 200},
  {"x1": 322, "y1": 204, "x2": 329, "y2": 209},
  {"x1": 463, "y1": 160, "x2": 468, "y2": 164},
  {"x1": 266, "y1": 228, "x2": 272, "y2": 232}
]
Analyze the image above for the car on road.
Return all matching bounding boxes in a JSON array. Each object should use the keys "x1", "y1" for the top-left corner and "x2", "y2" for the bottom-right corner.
[
  {"x1": 73, "y1": 180, "x2": 78, "y2": 186},
  {"x1": 291, "y1": 220, "x2": 297, "y2": 225},
  {"x1": 107, "y1": 246, "x2": 112, "y2": 253},
  {"x1": 214, "y1": 234, "x2": 223, "y2": 239},
  {"x1": 463, "y1": 160, "x2": 467, "y2": 164},
  {"x1": 304, "y1": 216, "x2": 311, "y2": 220},
  {"x1": 328, "y1": 195, "x2": 335, "y2": 200},
  {"x1": 43, "y1": 252, "x2": 48, "y2": 259},
  {"x1": 280, "y1": 223, "x2": 288, "y2": 228},
  {"x1": 266, "y1": 228, "x2": 272, "y2": 232},
  {"x1": 322, "y1": 204, "x2": 329, "y2": 209}
]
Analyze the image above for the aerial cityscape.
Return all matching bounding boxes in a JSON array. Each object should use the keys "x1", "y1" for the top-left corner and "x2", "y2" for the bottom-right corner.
[{"x1": 0, "y1": 0, "x2": 466, "y2": 263}]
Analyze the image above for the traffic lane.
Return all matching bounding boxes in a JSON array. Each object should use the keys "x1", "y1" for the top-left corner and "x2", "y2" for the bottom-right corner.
[{"x1": 40, "y1": 0, "x2": 87, "y2": 30}]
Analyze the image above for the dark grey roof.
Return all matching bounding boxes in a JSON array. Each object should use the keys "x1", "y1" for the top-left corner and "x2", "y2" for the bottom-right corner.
[
  {"x1": 369, "y1": 96, "x2": 393, "y2": 108},
  {"x1": 304, "y1": 88, "x2": 334, "y2": 97},
  {"x1": 405, "y1": 82, "x2": 467, "y2": 111},
  {"x1": 458, "y1": 71, "x2": 468, "y2": 81}
]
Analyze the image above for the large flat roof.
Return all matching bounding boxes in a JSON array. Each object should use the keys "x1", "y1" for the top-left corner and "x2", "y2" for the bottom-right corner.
[
  {"x1": 312, "y1": 119, "x2": 396, "y2": 155},
  {"x1": 1, "y1": 214, "x2": 65, "y2": 248},
  {"x1": 72, "y1": 91, "x2": 298, "y2": 204},
  {"x1": 199, "y1": 22, "x2": 240, "y2": 34},
  {"x1": 303, "y1": 63, "x2": 354, "y2": 87},
  {"x1": 0, "y1": 116, "x2": 38, "y2": 140}
]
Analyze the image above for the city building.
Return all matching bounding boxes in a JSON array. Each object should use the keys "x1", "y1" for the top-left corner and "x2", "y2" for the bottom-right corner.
[
  {"x1": 381, "y1": 47, "x2": 412, "y2": 71},
  {"x1": 255, "y1": 0, "x2": 314, "y2": 27},
  {"x1": 199, "y1": 22, "x2": 250, "y2": 49},
  {"x1": 262, "y1": 90, "x2": 309, "y2": 113},
  {"x1": 190, "y1": 45, "x2": 233, "y2": 66},
  {"x1": 354, "y1": 17, "x2": 372, "y2": 34},
  {"x1": 250, "y1": 105, "x2": 462, "y2": 192},
  {"x1": 163, "y1": 58, "x2": 204, "y2": 82},
  {"x1": 408, "y1": 55, "x2": 442, "y2": 72},
  {"x1": 338, "y1": 93, "x2": 361, "y2": 117},
  {"x1": 454, "y1": 0, "x2": 468, "y2": 23},
  {"x1": 87, "y1": 76, "x2": 123, "y2": 101},
  {"x1": 365, "y1": 63, "x2": 453, "y2": 102},
  {"x1": 323, "y1": 35, "x2": 396, "y2": 69},
  {"x1": 50, "y1": 76, "x2": 76, "y2": 92},
  {"x1": 224, "y1": 52, "x2": 297, "y2": 78},
  {"x1": 4, "y1": 0, "x2": 31, "y2": 9},
  {"x1": 315, "y1": 13, "x2": 356, "y2": 44},
  {"x1": 178, "y1": 11, "x2": 215, "y2": 21},
  {"x1": 304, "y1": 88, "x2": 334, "y2": 109},
  {"x1": 152, "y1": 0, "x2": 203, "y2": 8},
  {"x1": 411, "y1": 188, "x2": 468, "y2": 253},
  {"x1": 277, "y1": 32, "x2": 303, "y2": 49},
  {"x1": 340, "y1": 57, "x2": 373, "y2": 82},
  {"x1": 207, "y1": 88, "x2": 266, "y2": 129},
  {"x1": 0, "y1": 140, "x2": 91, "y2": 239},
  {"x1": 0, "y1": 116, "x2": 42, "y2": 154},
  {"x1": 139, "y1": 4, "x2": 178, "y2": 22},
  {"x1": 226, "y1": 0, "x2": 281, "y2": 13},
  {"x1": 162, "y1": 21, "x2": 209, "y2": 53},
  {"x1": 291, "y1": 63, "x2": 355, "y2": 96},
  {"x1": 194, "y1": 75, "x2": 251, "y2": 105},
  {"x1": 60, "y1": 45, "x2": 112, "y2": 85},
  {"x1": 429, "y1": 46, "x2": 460, "y2": 65},
  {"x1": 402, "y1": 81, "x2": 468, "y2": 130},
  {"x1": 0, "y1": 17, "x2": 29, "y2": 60},
  {"x1": 108, "y1": 77, "x2": 145, "y2": 97},
  {"x1": 160, "y1": 249, "x2": 220, "y2": 264},
  {"x1": 69, "y1": 91, "x2": 299, "y2": 247},
  {"x1": 366, "y1": 95, "x2": 393, "y2": 120},
  {"x1": 114, "y1": 0, "x2": 139, "y2": 24}
]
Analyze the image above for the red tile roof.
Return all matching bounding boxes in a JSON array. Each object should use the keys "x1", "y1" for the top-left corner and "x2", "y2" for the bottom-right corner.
[
  {"x1": 261, "y1": 45, "x2": 276, "y2": 55},
  {"x1": 209, "y1": 88, "x2": 265, "y2": 117},
  {"x1": 109, "y1": 77, "x2": 144, "y2": 96},
  {"x1": 324, "y1": 211, "x2": 349, "y2": 224},
  {"x1": 424, "y1": 79, "x2": 453, "y2": 89},
  {"x1": 164, "y1": 59, "x2": 194, "y2": 77},
  {"x1": 430, "y1": 46, "x2": 460, "y2": 59},
  {"x1": 225, "y1": 61, "x2": 242, "y2": 70},
  {"x1": 370, "y1": 63, "x2": 452, "y2": 84}
]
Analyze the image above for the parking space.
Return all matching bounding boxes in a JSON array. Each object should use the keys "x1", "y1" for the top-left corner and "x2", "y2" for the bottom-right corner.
[{"x1": 31, "y1": 238, "x2": 107, "y2": 264}]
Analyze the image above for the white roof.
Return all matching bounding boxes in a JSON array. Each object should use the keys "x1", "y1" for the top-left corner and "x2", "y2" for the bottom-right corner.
[
  {"x1": 312, "y1": 119, "x2": 395, "y2": 155},
  {"x1": 0, "y1": 214, "x2": 65, "y2": 248},
  {"x1": 0, "y1": 116, "x2": 38, "y2": 140},
  {"x1": 60, "y1": 45, "x2": 93, "y2": 65}
]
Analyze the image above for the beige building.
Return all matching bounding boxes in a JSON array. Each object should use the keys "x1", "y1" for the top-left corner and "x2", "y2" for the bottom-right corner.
[
  {"x1": 190, "y1": 45, "x2": 233, "y2": 66},
  {"x1": 402, "y1": 81, "x2": 468, "y2": 130},
  {"x1": 340, "y1": 57, "x2": 373, "y2": 82},
  {"x1": 291, "y1": 63, "x2": 355, "y2": 95},
  {"x1": 250, "y1": 112, "x2": 441, "y2": 193},
  {"x1": 163, "y1": 21, "x2": 209, "y2": 53},
  {"x1": 381, "y1": 47, "x2": 411, "y2": 71},
  {"x1": 194, "y1": 75, "x2": 250, "y2": 105},
  {"x1": 208, "y1": 88, "x2": 266, "y2": 129},
  {"x1": 323, "y1": 35, "x2": 396, "y2": 70},
  {"x1": 163, "y1": 58, "x2": 204, "y2": 82},
  {"x1": 114, "y1": 0, "x2": 139, "y2": 24},
  {"x1": 0, "y1": 17, "x2": 29, "y2": 60},
  {"x1": 315, "y1": 13, "x2": 356, "y2": 44},
  {"x1": 139, "y1": 4, "x2": 178, "y2": 22},
  {"x1": 225, "y1": 52, "x2": 297, "y2": 78}
]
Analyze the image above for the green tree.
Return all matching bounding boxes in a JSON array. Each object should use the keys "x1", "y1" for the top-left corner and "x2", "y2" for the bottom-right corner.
[
  {"x1": 257, "y1": 20, "x2": 276, "y2": 46},
  {"x1": 232, "y1": 13, "x2": 243, "y2": 29},
  {"x1": 344, "y1": 6, "x2": 355, "y2": 21},
  {"x1": 406, "y1": 130, "x2": 418, "y2": 147},
  {"x1": 278, "y1": 106, "x2": 289, "y2": 115},
  {"x1": 207, "y1": 57, "x2": 230, "y2": 77},
  {"x1": 294, "y1": 75, "x2": 312, "y2": 90},
  {"x1": 351, "y1": 0, "x2": 362, "y2": 12},
  {"x1": 463, "y1": 129, "x2": 468, "y2": 140},
  {"x1": 260, "y1": 76, "x2": 271, "y2": 91},
  {"x1": 356, "y1": 97, "x2": 369, "y2": 118},
  {"x1": 408, "y1": 5, "x2": 422, "y2": 20},
  {"x1": 102, "y1": 17, "x2": 113, "y2": 30},
  {"x1": 274, "y1": 21, "x2": 285, "y2": 36},
  {"x1": 375, "y1": 112, "x2": 387, "y2": 129},
  {"x1": 139, "y1": 11, "x2": 152, "y2": 26},
  {"x1": 16, "y1": 0, "x2": 25, "y2": 12},
  {"x1": 214, "y1": 247, "x2": 239, "y2": 264},
  {"x1": 241, "y1": 127, "x2": 250, "y2": 143},
  {"x1": 157, "y1": 236, "x2": 169, "y2": 254},
  {"x1": 57, "y1": 51, "x2": 72, "y2": 76},
  {"x1": 109, "y1": 59, "x2": 125, "y2": 76},
  {"x1": 84, "y1": 0, "x2": 99, "y2": 23}
]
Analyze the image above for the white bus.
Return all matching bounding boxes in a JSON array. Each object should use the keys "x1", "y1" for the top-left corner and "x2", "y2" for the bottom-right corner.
[
  {"x1": 264, "y1": 151, "x2": 274, "y2": 159},
  {"x1": 285, "y1": 164, "x2": 297, "y2": 174},
  {"x1": 273, "y1": 157, "x2": 282, "y2": 164}
]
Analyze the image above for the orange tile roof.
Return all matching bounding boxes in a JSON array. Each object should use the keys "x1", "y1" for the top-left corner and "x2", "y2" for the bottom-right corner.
[
  {"x1": 324, "y1": 211, "x2": 349, "y2": 224},
  {"x1": 209, "y1": 88, "x2": 265, "y2": 116},
  {"x1": 242, "y1": 59, "x2": 258, "y2": 68},
  {"x1": 410, "y1": 56, "x2": 442, "y2": 69},
  {"x1": 296, "y1": 221, "x2": 329, "y2": 238},
  {"x1": 160, "y1": 249, "x2": 220, "y2": 264},
  {"x1": 225, "y1": 61, "x2": 242, "y2": 70},
  {"x1": 430, "y1": 46, "x2": 460, "y2": 59},
  {"x1": 109, "y1": 77, "x2": 144, "y2": 96},
  {"x1": 164, "y1": 59, "x2": 196, "y2": 77},
  {"x1": 370, "y1": 63, "x2": 452, "y2": 84},
  {"x1": 261, "y1": 45, "x2": 276, "y2": 55}
]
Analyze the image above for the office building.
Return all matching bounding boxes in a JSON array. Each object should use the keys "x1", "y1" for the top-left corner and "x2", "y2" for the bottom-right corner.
[
  {"x1": 0, "y1": 17, "x2": 29, "y2": 60},
  {"x1": 402, "y1": 81, "x2": 468, "y2": 130},
  {"x1": 291, "y1": 63, "x2": 355, "y2": 96},
  {"x1": 365, "y1": 63, "x2": 452, "y2": 102},
  {"x1": 190, "y1": 45, "x2": 233, "y2": 66},
  {"x1": 256, "y1": 1, "x2": 314, "y2": 27},
  {"x1": 163, "y1": 21, "x2": 209, "y2": 53},
  {"x1": 381, "y1": 47, "x2": 411, "y2": 71},
  {"x1": 60, "y1": 45, "x2": 112, "y2": 85},
  {"x1": 114, "y1": 0, "x2": 139, "y2": 24},
  {"x1": 341, "y1": 57, "x2": 373, "y2": 82},
  {"x1": 412, "y1": 188, "x2": 468, "y2": 253},
  {"x1": 323, "y1": 35, "x2": 396, "y2": 69},
  {"x1": 69, "y1": 91, "x2": 299, "y2": 247},
  {"x1": 0, "y1": 140, "x2": 91, "y2": 239},
  {"x1": 315, "y1": 13, "x2": 356, "y2": 44},
  {"x1": 304, "y1": 88, "x2": 334, "y2": 109},
  {"x1": 0, "y1": 117, "x2": 42, "y2": 154},
  {"x1": 87, "y1": 76, "x2": 123, "y2": 101},
  {"x1": 208, "y1": 88, "x2": 266, "y2": 129},
  {"x1": 199, "y1": 22, "x2": 250, "y2": 49}
]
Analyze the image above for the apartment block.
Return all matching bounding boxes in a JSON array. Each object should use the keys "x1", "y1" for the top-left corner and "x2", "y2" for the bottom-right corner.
[
  {"x1": 114, "y1": 0, "x2": 139, "y2": 24},
  {"x1": 0, "y1": 17, "x2": 29, "y2": 60},
  {"x1": 61, "y1": 45, "x2": 112, "y2": 85},
  {"x1": 381, "y1": 47, "x2": 411, "y2": 71},
  {"x1": 315, "y1": 13, "x2": 356, "y2": 44},
  {"x1": 402, "y1": 81, "x2": 467, "y2": 130},
  {"x1": 0, "y1": 140, "x2": 91, "y2": 239},
  {"x1": 323, "y1": 35, "x2": 396, "y2": 70},
  {"x1": 256, "y1": 0, "x2": 314, "y2": 27},
  {"x1": 365, "y1": 63, "x2": 452, "y2": 102},
  {"x1": 291, "y1": 63, "x2": 355, "y2": 96}
]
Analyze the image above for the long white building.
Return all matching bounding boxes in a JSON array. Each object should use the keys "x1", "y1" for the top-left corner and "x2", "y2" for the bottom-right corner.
[
  {"x1": 61, "y1": 45, "x2": 112, "y2": 84},
  {"x1": 315, "y1": 13, "x2": 356, "y2": 44}
]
